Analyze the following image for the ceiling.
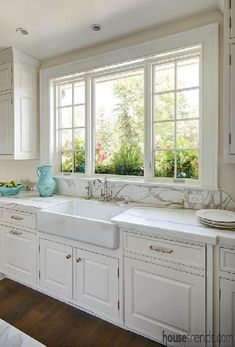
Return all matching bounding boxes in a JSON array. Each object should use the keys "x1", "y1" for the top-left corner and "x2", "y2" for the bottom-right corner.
[{"x1": 0, "y1": 0, "x2": 223, "y2": 61}]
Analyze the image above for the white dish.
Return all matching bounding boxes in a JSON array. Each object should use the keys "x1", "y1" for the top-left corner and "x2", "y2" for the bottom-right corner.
[
  {"x1": 196, "y1": 209, "x2": 235, "y2": 223},
  {"x1": 196, "y1": 216, "x2": 235, "y2": 227}
]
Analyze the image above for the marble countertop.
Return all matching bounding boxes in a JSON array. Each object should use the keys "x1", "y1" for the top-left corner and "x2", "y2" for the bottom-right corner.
[
  {"x1": 0, "y1": 319, "x2": 45, "y2": 347},
  {"x1": 0, "y1": 191, "x2": 70, "y2": 214},
  {"x1": 112, "y1": 207, "x2": 235, "y2": 246},
  {"x1": 1, "y1": 192, "x2": 235, "y2": 246}
]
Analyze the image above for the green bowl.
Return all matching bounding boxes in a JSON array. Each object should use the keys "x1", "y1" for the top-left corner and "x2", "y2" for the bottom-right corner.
[{"x1": 0, "y1": 184, "x2": 26, "y2": 196}]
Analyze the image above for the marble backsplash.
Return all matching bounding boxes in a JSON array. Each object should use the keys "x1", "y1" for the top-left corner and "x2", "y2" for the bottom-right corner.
[{"x1": 55, "y1": 177, "x2": 235, "y2": 211}]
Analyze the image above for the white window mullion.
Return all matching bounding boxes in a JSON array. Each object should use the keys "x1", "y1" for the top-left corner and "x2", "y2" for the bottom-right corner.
[
  {"x1": 174, "y1": 61, "x2": 177, "y2": 180},
  {"x1": 144, "y1": 61, "x2": 153, "y2": 179},
  {"x1": 85, "y1": 76, "x2": 92, "y2": 176}
]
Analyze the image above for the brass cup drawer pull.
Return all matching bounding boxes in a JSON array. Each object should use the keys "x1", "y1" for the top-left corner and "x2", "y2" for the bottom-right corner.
[
  {"x1": 149, "y1": 245, "x2": 173, "y2": 254},
  {"x1": 10, "y1": 215, "x2": 23, "y2": 221}
]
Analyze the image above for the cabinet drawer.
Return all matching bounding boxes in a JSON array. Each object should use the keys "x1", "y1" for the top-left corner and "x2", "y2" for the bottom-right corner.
[
  {"x1": 1, "y1": 208, "x2": 36, "y2": 229},
  {"x1": 220, "y1": 247, "x2": 235, "y2": 273},
  {"x1": 124, "y1": 232, "x2": 205, "y2": 269}
]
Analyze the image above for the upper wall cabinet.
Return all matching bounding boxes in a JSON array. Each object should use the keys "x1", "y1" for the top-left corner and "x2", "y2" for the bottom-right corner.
[{"x1": 0, "y1": 48, "x2": 40, "y2": 159}]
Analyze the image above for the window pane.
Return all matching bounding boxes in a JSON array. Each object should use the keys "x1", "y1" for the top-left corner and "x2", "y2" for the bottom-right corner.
[
  {"x1": 154, "y1": 63, "x2": 175, "y2": 92},
  {"x1": 59, "y1": 107, "x2": 72, "y2": 128},
  {"x1": 58, "y1": 84, "x2": 72, "y2": 106},
  {"x1": 95, "y1": 69, "x2": 144, "y2": 176},
  {"x1": 74, "y1": 105, "x2": 85, "y2": 127},
  {"x1": 177, "y1": 90, "x2": 199, "y2": 119},
  {"x1": 155, "y1": 122, "x2": 174, "y2": 150},
  {"x1": 177, "y1": 120, "x2": 199, "y2": 149},
  {"x1": 60, "y1": 129, "x2": 72, "y2": 150},
  {"x1": 154, "y1": 93, "x2": 175, "y2": 121},
  {"x1": 74, "y1": 152, "x2": 85, "y2": 173},
  {"x1": 177, "y1": 57, "x2": 199, "y2": 89},
  {"x1": 155, "y1": 151, "x2": 174, "y2": 178},
  {"x1": 177, "y1": 150, "x2": 199, "y2": 179},
  {"x1": 74, "y1": 81, "x2": 85, "y2": 104},
  {"x1": 61, "y1": 152, "x2": 73, "y2": 172},
  {"x1": 74, "y1": 129, "x2": 85, "y2": 151}
]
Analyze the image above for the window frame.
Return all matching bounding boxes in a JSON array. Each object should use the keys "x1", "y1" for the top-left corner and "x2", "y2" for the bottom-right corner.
[{"x1": 40, "y1": 23, "x2": 218, "y2": 189}]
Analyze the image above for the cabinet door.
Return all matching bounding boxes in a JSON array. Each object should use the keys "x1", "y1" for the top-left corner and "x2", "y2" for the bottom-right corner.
[
  {"x1": 75, "y1": 249, "x2": 119, "y2": 319},
  {"x1": 125, "y1": 257, "x2": 205, "y2": 347},
  {"x1": 0, "y1": 94, "x2": 13, "y2": 155},
  {"x1": 220, "y1": 278, "x2": 235, "y2": 347},
  {"x1": 0, "y1": 226, "x2": 3, "y2": 273},
  {"x1": 0, "y1": 62, "x2": 12, "y2": 92},
  {"x1": 14, "y1": 63, "x2": 38, "y2": 159},
  {"x1": 231, "y1": 0, "x2": 235, "y2": 39},
  {"x1": 39, "y1": 239, "x2": 73, "y2": 299},
  {"x1": 1, "y1": 224, "x2": 36, "y2": 285}
]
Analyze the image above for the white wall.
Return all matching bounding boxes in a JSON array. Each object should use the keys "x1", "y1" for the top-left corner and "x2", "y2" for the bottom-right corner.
[{"x1": 0, "y1": 160, "x2": 39, "y2": 182}]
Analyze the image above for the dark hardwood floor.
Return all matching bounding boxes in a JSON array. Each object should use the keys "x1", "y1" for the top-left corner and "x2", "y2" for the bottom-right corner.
[{"x1": 0, "y1": 279, "x2": 163, "y2": 347}]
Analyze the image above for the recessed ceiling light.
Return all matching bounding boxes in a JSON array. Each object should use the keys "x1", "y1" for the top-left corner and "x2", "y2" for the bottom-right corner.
[
  {"x1": 90, "y1": 24, "x2": 102, "y2": 32},
  {"x1": 16, "y1": 28, "x2": 29, "y2": 36}
]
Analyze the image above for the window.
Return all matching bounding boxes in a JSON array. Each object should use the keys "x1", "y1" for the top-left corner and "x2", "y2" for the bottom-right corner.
[
  {"x1": 55, "y1": 49, "x2": 200, "y2": 182},
  {"x1": 56, "y1": 80, "x2": 86, "y2": 173},
  {"x1": 153, "y1": 55, "x2": 200, "y2": 180},
  {"x1": 94, "y1": 68, "x2": 144, "y2": 175}
]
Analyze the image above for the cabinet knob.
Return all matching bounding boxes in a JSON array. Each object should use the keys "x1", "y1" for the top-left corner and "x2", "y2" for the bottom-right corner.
[
  {"x1": 76, "y1": 257, "x2": 81, "y2": 263},
  {"x1": 66, "y1": 254, "x2": 71, "y2": 259}
]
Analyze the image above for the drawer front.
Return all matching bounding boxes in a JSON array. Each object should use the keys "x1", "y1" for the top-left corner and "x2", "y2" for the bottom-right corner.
[
  {"x1": 220, "y1": 247, "x2": 235, "y2": 273},
  {"x1": 124, "y1": 232, "x2": 205, "y2": 269},
  {"x1": 1, "y1": 208, "x2": 36, "y2": 229}
]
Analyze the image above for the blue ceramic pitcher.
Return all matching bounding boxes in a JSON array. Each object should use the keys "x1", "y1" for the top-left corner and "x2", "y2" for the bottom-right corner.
[{"x1": 37, "y1": 165, "x2": 56, "y2": 197}]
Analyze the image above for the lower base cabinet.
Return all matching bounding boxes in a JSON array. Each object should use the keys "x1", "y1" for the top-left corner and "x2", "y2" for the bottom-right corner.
[
  {"x1": 220, "y1": 278, "x2": 235, "y2": 347},
  {"x1": 39, "y1": 238, "x2": 73, "y2": 298},
  {"x1": 39, "y1": 239, "x2": 120, "y2": 320},
  {"x1": 0, "y1": 224, "x2": 36, "y2": 285},
  {"x1": 74, "y1": 249, "x2": 119, "y2": 319},
  {"x1": 125, "y1": 257, "x2": 205, "y2": 347}
]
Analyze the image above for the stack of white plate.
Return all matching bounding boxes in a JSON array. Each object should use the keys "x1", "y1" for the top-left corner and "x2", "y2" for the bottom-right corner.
[{"x1": 196, "y1": 209, "x2": 235, "y2": 229}]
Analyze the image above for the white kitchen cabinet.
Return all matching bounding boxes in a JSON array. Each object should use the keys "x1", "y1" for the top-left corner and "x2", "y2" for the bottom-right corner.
[
  {"x1": 0, "y1": 47, "x2": 40, "y2": 159},
  {"x1": 39, "y1": 239, "x2": 73, "y2": 299},
  {"x1": 230, "y1": 0, "x2": 235, "y2": 39},
  {"x1": 0, "y1": 94, "x2": 13, "y2": 155},
  {"x1": 0, "y1": 224, "x2": 37, "y2": 285},
  {"x1": 220, "y1": 278, "x2": 235, "y2": 347},
  {"x1": 74, "y1": 249, "x2": 119, "y2": 319},
  {"x1": 0, "y1": 62, "x2": 12, "y2": 92},
  {"x1": 125, "y1": 257, "x2": 205, "y2": 346}
]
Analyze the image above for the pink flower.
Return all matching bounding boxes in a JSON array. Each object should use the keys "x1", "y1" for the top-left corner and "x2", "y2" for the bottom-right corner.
[
  {"x1": 166, "y1": 143, "x2": 170, "y2": 149},
  {"x1": 96, "y1": 143, "x2": 102, "y2": 150}
]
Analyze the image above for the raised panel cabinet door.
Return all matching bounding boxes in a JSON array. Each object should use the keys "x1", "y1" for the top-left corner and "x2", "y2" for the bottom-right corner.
[
  {"x1": 230, "y1": 44, "x2": 235, "y2": 154},
  {"x1": 14, "y1": 63, "x2": 38, "y2": 159},
  {"x1": 0, "y1": 225, "x2": 3, "y2": 273},
  {"x1": 1, "y1": 225, "x2": 36, "y2": 285},
  {"x1": 0, "y1": 94, "x2": 13, "y2": 155},
  {"x1": 39, "y1": 239, "x2": 73, "y2": 299},
  {"x1": 0, "y1": 62, "x2": 12, "y2": 92},
  {"x1": 231, "y1": 0, "x2": 235, "y2": 39},
  {"x1": 220, "y1": 278, "x2": 235, "y2": 347},
  {"x1": 125, "y1": 257, "x2": 205, "y2": 347},
  {"x1": 75, "y1": 249, "x2": 119, "y2": 319}
]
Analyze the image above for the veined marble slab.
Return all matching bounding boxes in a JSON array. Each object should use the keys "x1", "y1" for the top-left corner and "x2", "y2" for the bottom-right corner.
[
  {"x1": 0, "y1": 319, "x2": 45, "y2": 347},
  {"x1": 112, "y1": 207, "x2": 235, "y2": 246},
  {"x1": 0, "y1": 192, "x2": 70, "y2": 214}
]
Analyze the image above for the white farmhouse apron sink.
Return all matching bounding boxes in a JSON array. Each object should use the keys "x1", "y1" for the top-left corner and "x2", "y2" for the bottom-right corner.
[{"x1": 37, "y1": 199, "x2": 126, "y2": 249}]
